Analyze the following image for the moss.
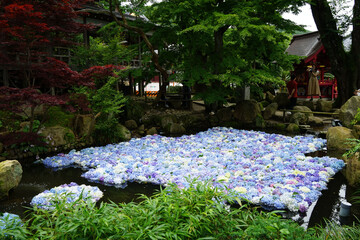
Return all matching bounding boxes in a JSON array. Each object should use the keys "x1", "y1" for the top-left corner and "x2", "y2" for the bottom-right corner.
[{"x1": 43, "y1": 107, "x2": 74, "y2": 128}]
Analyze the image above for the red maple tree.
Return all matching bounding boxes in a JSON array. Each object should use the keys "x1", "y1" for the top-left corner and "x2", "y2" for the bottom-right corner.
[{"x1": 0, "y1": 0, "x2": 94, "y2": 148}]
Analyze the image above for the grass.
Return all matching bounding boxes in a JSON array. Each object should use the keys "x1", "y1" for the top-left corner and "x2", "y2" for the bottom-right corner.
[{"x1": 1, "y1": 180, "x2": 359, "y2": 239}]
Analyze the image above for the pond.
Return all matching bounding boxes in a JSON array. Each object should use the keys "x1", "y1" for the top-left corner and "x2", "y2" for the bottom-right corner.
[{"x1": 0, "y1": 129, "x2": 357, "y2": 230}]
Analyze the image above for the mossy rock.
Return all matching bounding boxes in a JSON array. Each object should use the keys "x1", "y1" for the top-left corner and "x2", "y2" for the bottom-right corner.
[
  {"x1": 275, "y1": 123, "x2": 287, "y2": 131},
  {"x1": 117, "y1": 124, "x2": 131, "y2": 141},
  {"x1": 38, "y1": 126, "x2": 75, "y2": 147},
  {"x1": 286, "y1": 123, "x2": 300, "y2": 134}
]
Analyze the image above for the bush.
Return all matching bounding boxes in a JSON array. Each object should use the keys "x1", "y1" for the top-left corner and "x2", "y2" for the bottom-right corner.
[
  {"x1": 9, "y1": 180, "x2": 325, "y2": 239},
  {"x1": 43, "y1": 106, "x2": 74, "y2": 128}
]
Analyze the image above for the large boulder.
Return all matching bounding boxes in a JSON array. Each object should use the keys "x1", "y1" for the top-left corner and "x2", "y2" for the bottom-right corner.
[
  {"x1": 339, "y1": 96, "x2": 360, "y2": 128},
  {"x1": 124, "y1": 120, "x2": 138, "y2": 130},
  {"x1": 302, "y1": 101, "x2": 316, "y2": 111},
  {"x1": 0, "y1": 160, "x2": 22, "y2": 199},
  {"x1": 308, "y1": 116, "x2": 324, "y2": 126},
  {"x1": 286, "y1": 123, "x2": 300, "y2": 134},
  {"x1": 146, "y1": 127, "x2": 158, "y2": 135},
  {"x1": 290, "y1": 112, "x2": 308, "y2": 125},
  {"x1": 180, "y1": 113, "x2": 208, "y2": 131},
  {"x1": 216, "y1": 108, "x2": 233, "y2": 123},
  {"x1": 233, "y1": 100, "x2": 261, "y2": 124},
  {"x1": 343, "y1": 153, "x2": 360, "y2": 187},
  {"x1": 118, "y1": 124, "x2": 131, "y2": 141},
  {"x1": 74, "y1": 114, "x2": 94, "y2": 137},
  {"x1": 160, "y1": 115, "x2": 177, "y2": 130},
  {"x1": 263, "y1": 102, "x2": 278, "y2": 120},
  {"x1": 169, "y1": 123, "x2": 186, "y2": 135},
  {"x1": 39, "y1": 126, "x2": 75, "y2": 147},
  {"x1": 273, "y1": 93, "x2": 289, "y2": 109},
  {"x1": 293, "y1": 106, "x2": 313, "y2": 116},
  {"x1": 316, "y1": 99, "x2": 333, "y2": 112},
  {"x1": 326, "y1": 126, "x2": 356, "y2": 151}
]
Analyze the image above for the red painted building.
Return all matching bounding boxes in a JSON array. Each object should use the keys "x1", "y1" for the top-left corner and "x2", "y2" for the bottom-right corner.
[{"x1": 286, "y1": 31, "x2": 338, "y2": 100}]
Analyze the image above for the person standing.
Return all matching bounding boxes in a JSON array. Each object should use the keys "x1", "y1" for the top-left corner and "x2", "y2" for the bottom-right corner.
[
  {"x1": 307, "y1": 64, "x2": 321, "y2": 101},
  {"x1": 287, "y1": 74, "x2": 298, "y2": 109}
]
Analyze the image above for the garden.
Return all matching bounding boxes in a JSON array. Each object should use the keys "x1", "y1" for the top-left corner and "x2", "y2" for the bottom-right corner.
[{"x1": 1, "y1": 0, "x2": 360, "y2": 239}]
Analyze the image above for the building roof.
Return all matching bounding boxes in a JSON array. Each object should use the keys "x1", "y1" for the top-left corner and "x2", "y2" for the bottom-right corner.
[{"x1": 285, "y1": 31, "x2": 322, "y2": 57}]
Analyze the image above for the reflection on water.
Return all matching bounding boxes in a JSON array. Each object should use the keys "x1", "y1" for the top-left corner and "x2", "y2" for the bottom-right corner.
[{"x1": 0, "y1": 150, "x2": 356, "y2": 229}]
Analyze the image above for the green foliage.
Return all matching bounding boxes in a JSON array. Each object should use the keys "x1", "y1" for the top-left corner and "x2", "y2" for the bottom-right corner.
[
  {"x1": 315, "y1": 220, "x2": 360, "y2": 240},
  {"x1": 93, "y1": 118, "x2": 125, "y2": 145},
  {"x1": 43, "y1": 106, "x2": 74, "y2": 128},
  {"x1": 351, "y1": 108, "x2": 360, "y2": 125},
  {"x1": 146, "y1": 0, "x2": 304, "y2": 105},
  {"x1": 11, "y1": 179, "x2": 325, "y2": 239},
  {"x1": 72, "y1": 23, "x2": 135, "y2": 70},
  {"x1": 76, "y1": 75, "x2": 127, "y2": 117},
  {"x1": 0, "y1": 213, "x2": 28, "y2": 240},
  {"x1": 343, "y1": 139, "x2": 360, "y2": 159},
  {"x1": 75, "y1": 74, "x2": 127, "y2": 144}
]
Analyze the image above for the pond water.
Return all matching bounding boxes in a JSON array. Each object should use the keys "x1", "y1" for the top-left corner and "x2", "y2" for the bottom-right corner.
[{"x1": 0, "y1": 132, "x2": 357, "y2": 230}]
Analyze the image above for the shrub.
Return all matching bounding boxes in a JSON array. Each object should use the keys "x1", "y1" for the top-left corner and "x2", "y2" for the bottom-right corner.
[{"x1": 11, "y1": 180, "x2": 322, "y2": 239}]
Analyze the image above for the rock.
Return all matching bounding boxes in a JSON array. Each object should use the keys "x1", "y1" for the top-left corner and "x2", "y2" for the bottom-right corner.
[
  {"x1": 0, "y1": 160, "x2": 22, "y2": 199},
  {"x1": 180, "y1": 113, "x2": 208, "y2": 130},
  {"x1": 352, "y1": 125, "x2": 360, "y2": 138},
  {"x1": 290, "y1": 112, "x2": 308, "y2": 125},
  {"x1": 326, "y1": 126, "x2": 356, "y2": 151},
  {"x1": 343, "y1": 153, "x2": 360, "y2": 187},
  {"x1": 255, "y1": 114, "x2": 265, "y2": 128},
  {"x1": 208, "y1": 115, "x2": 219, "y2": 127},
  {"x1": 273, "y1": 93, "x2": 289, "y2": 109},
  {"x1": 233, "y1": 100, "x2": 261, "y2": 124},
  {"x1": 117, "y1": 124, "x2": 131, "y2": 141},
  {"x1": 125, "y1": 120, "x2": 138, "y2": 130},
  {"x1": 146, "y1": 127, "x2": 158, "y2": 135},
  {"x1": 308, "y1": 116, "x2": 324, "y2": 126},
  {"x1": 339, "y1": 96, "x2": 360, "y2": 128},
  {"x1": 286, "y1": 123, "x2": 300, "y2": 133},
  {"x1": 138, "y1": 124, "x2": 145, "y2": 132},
  {"x1": 216, "y1": 108, "x2": 233, "y2": 123},
  {"x1": 38, "y1": 126, "x2": 75, "y2": 147},
  {"x1": 316, "y1": 99, "x2": 333, "y2": 112},
  {"x1": 266, "y1": 91, "x2": 275, "y2": 102},
  {"x1": 293, "y1": 106, "x2": 313, "y2": 116},
  {"x1": 74, "y1": 114, "x2": 94, "y2": 137},
  {"x1": 302, "y1": 101, "x2": 316, "y2": 111},
  {"x1": 160, "y1": 115, "x2": 177, "y2": 130},
  {"x1": 263, "y1": 103, "x2": 278, "y2": 120},
  {"x1": 169, "y1": 123, "x2": 186, "y2": 135}
]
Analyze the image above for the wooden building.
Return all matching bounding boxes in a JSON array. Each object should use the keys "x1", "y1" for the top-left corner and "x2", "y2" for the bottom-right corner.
[{"x1": 286, "y1": 31, "x2": 338, "y2": 100}]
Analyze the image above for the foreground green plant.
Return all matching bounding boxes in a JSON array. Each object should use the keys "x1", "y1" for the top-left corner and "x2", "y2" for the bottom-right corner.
[{"x1": 1, "y1": 180, "x2": 325, "y2": 239}]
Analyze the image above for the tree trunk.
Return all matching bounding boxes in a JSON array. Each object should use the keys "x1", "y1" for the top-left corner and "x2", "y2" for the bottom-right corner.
[
  {"x1": 108, "y1": 1, "x2": 169, "y2": 101},
  {"x1": 310, "y1": 0, "x2": 360, "y2": 106}
]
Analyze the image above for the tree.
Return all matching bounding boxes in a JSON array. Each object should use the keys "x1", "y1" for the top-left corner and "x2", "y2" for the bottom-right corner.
[
  {"x1": 148, "y1": 0, "x2": 305, "y2": 108},
  {"x1": 309, "y1": 0, "x2": 360, "y2": 105},
  {"x1": 0, "y1": 0, "x2": 93, "y2": 148},
  {"x1": 89, "y1": 0, "x2": 171, "y2": 99}
]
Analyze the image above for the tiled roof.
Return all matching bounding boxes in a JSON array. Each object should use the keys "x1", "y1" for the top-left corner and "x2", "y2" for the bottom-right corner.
[{"x1": 285, "y1": 31, "x2": 322, "y2": 57}]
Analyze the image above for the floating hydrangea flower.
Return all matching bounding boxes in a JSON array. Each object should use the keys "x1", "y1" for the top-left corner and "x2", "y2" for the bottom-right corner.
[
  {"x1": 40, "y1": 127, "x2": 345, "y2": 212},
  {"x1": 30, "y1": 182, "x2": 103, "y2": 210}
]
